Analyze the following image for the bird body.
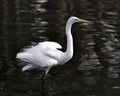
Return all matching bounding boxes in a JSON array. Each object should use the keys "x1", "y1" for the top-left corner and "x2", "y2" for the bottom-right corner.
[{"x1": 16, "y1": 16, "x2": 89, "y2": 75}]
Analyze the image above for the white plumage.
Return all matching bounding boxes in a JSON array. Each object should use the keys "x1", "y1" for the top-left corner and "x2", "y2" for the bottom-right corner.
[{"x1": 16, "y1": 16, "x2": 89, "y2": 75}]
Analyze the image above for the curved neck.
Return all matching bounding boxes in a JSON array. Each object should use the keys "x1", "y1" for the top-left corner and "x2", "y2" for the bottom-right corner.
[{"x1": 65, "y1": 20, "x2": 74, "y2": 58}]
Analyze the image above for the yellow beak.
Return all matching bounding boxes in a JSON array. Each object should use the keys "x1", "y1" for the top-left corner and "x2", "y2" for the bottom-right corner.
[{"x1": 78, "y1": 19, "x2": 90, "y2": 22}]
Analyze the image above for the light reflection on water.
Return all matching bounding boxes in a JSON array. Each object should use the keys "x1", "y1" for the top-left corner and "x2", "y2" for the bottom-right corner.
[{"x1": 0, "y1": 0, "x2": 120, "y2": 96}]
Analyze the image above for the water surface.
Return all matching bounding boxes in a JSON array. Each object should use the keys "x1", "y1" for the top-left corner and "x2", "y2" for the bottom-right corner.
[{"x1": 0, "y1": 0, "x2": 120, "y2": 96}]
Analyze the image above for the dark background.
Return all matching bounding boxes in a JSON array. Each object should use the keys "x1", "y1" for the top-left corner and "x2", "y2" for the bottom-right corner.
[{"x1": 0, "y1": 0, "x2": 120, "y2": 96}]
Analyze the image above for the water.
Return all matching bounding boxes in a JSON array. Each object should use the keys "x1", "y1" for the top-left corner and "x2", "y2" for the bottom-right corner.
[{"x1": 0, "y1": 0, "x2": 120, "y2": 96}]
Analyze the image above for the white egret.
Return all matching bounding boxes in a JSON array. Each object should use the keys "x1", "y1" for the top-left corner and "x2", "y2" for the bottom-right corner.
[{"x1": 16, "y1": 16, "x2": 89, "y2": 76}]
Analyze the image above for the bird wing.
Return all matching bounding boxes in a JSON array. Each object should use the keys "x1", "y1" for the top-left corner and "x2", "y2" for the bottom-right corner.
[
  {"x1": 42, "y1": 49, "x2": 60, "y2": 59},
  {"x1": 21, "y1": 41, "x2": 62, "y2": 54},
  {"x1": 38, "y1": 41, "x2": 62, "y2": 49}
]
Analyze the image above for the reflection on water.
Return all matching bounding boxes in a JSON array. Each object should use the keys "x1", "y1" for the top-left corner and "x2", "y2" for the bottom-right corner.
[{"x1": 0, "y1": 0, "x2": 120, "y2": 96}]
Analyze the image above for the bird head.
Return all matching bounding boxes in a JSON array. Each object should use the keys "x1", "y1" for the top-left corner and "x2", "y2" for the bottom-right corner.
[{"x1": 69, "y1": 16, "x2": 90, "y2": 23}]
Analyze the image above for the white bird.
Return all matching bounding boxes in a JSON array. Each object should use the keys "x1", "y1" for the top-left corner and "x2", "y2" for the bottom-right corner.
[{"x1": 16, "y1": 16, "x2": 89, "y2": 76}]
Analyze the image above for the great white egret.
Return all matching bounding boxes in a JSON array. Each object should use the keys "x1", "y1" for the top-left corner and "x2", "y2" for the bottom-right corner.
[{"x1": 16, "y1": 16, "x2": 89, "y2": 76}]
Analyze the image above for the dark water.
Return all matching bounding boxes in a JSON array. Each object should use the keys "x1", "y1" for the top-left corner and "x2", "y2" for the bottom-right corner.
[{"x1": 0, "y1": 0, "x2": 120, "y2": 96}]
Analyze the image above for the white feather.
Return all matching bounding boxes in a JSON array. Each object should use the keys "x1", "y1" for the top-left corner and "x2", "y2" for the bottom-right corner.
[
  {"x1": 22, "y1": 64, "x2": 34, "y2": 71},
  {"x1": 16, "y1": 16, "x2": 89, "y2": 75}
]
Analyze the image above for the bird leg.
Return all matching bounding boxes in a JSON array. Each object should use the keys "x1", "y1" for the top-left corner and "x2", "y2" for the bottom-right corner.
[
  {"x1": 41, "y1": 67, "x2": 51, "y2": 95},
  {"x1": 41, "y1": 71, "x2": 46, "y2": 95},
  {"x1": 41, "y1": 67, "x2": 50, "y2": 79},
  {"x1": 41, "y1": 71, "x2": 46, "y2": 80}
]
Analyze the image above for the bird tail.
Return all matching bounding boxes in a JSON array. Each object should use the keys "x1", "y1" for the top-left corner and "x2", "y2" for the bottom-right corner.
[
  {"x1": 16, "y1": 53, "x2": 32, "y2": 62},
  {"x1": 16, "y1": 52, "x2": 29, "y2": 58},
  {"x1": 22, "y1": 64, "x2": 34, "y2": 71},
  {"x1": 16, "y1": 53, "x2": 36, "y2": 71}
]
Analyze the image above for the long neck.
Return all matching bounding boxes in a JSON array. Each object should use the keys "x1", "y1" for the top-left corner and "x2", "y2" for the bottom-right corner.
[{"x1": 65, "y1": 20, "x2": 74, "y2": 58}]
